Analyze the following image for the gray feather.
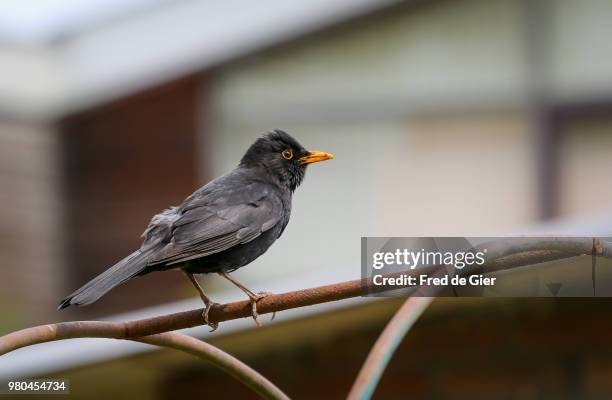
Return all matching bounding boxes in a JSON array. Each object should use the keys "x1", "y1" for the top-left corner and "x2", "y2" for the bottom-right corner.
[
  {"x1": 146, "y1": 175, "x2": 283, "y2": 267},
  {"x1": 57, "y1": 208, "x2": 175, "y2": 310},
  {"x1": 57, "y1": 250, "x2": 153, "y2": 309}
]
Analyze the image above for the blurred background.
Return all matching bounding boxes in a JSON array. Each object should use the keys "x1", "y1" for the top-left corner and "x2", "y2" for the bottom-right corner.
[{"x1": 2, "y1": 0, "x2": 612, "y2": 398}]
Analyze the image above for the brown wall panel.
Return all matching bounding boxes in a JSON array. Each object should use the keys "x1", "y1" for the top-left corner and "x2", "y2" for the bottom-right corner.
[{"x1": 60, "y1": 76, "x2": 206, "y2": 316}]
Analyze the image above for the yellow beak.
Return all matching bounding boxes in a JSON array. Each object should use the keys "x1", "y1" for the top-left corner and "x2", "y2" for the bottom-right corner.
[{"x1": 299, "y1": 151, "x2": 334, "y2": 165}]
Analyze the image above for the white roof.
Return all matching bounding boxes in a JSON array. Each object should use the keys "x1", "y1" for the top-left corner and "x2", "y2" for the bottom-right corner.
[
  {"x1": 0, "y1": 0, "x2": 400, "y2": 119},
  {"x1": 0, "y1": 0, "x2": 164, "y2": 45}
]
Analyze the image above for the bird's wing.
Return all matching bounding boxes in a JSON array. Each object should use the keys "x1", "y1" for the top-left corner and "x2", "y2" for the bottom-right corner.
[{"x1": 147, "y1": 182, "x2": 283, "y2": 266}]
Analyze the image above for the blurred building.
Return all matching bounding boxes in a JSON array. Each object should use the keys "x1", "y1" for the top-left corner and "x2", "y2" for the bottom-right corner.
[{"x1": 2, "y1": 0, "x2": 612, "y2": 398}]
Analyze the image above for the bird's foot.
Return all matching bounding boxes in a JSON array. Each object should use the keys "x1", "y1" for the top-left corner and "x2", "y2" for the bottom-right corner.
[
  {"x1": 201, "y1": 301, "x2": 220, "y2": 332},
  {"x1": 247, "y1": 292, "x2": 275, "y2": 327}
]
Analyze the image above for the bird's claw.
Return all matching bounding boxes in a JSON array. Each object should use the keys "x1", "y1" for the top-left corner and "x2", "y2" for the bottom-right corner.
[
  {"x1": 248, "y1": 292, "x2": 274, "y2": 326},
  {"x1": 202, "y1": 301, "x2": 220, "y2": 332}
]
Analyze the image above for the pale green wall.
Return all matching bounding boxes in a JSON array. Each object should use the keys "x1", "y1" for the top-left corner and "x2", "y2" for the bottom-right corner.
[{"x1": 204, "y1": 0, "x2": 612, "y2": 285}]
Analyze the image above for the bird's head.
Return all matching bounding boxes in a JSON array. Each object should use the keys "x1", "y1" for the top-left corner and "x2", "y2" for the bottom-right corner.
[{"x1": 239, "y1": 130, "x2": 334, "y2": 192}]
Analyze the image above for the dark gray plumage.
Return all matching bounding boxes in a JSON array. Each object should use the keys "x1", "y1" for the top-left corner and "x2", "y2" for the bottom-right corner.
[{"x1": 58, "y1": 130, "x2": 333, "y2": 326}]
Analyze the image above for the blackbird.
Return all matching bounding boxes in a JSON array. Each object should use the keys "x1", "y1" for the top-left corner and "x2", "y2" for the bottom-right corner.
[{"x1": 58, "y1": 130, "x2": 333, "y2": 330}]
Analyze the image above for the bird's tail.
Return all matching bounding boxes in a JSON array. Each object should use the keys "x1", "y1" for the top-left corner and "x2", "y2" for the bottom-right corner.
[{"x1": 58, "y1": 249, "x2": 153, "y2": 310}]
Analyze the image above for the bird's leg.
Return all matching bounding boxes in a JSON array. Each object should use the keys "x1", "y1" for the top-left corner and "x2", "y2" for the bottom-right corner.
[
  {"x1": 183, "y1": 271, "x2": 219, "y2": 332},
  {"x1": 218, "y1": 272, "x2": 274, "y2": 326}
]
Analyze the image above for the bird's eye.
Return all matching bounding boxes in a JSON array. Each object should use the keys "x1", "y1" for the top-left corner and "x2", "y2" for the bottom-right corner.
[{"x1": 281, "y1": 149, "x2": 293, "y2": 160}]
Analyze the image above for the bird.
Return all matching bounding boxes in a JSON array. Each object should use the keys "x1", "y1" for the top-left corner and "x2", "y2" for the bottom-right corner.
[{"x1": 58, "y1": 130, "x2": 333, "y2": 330}]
